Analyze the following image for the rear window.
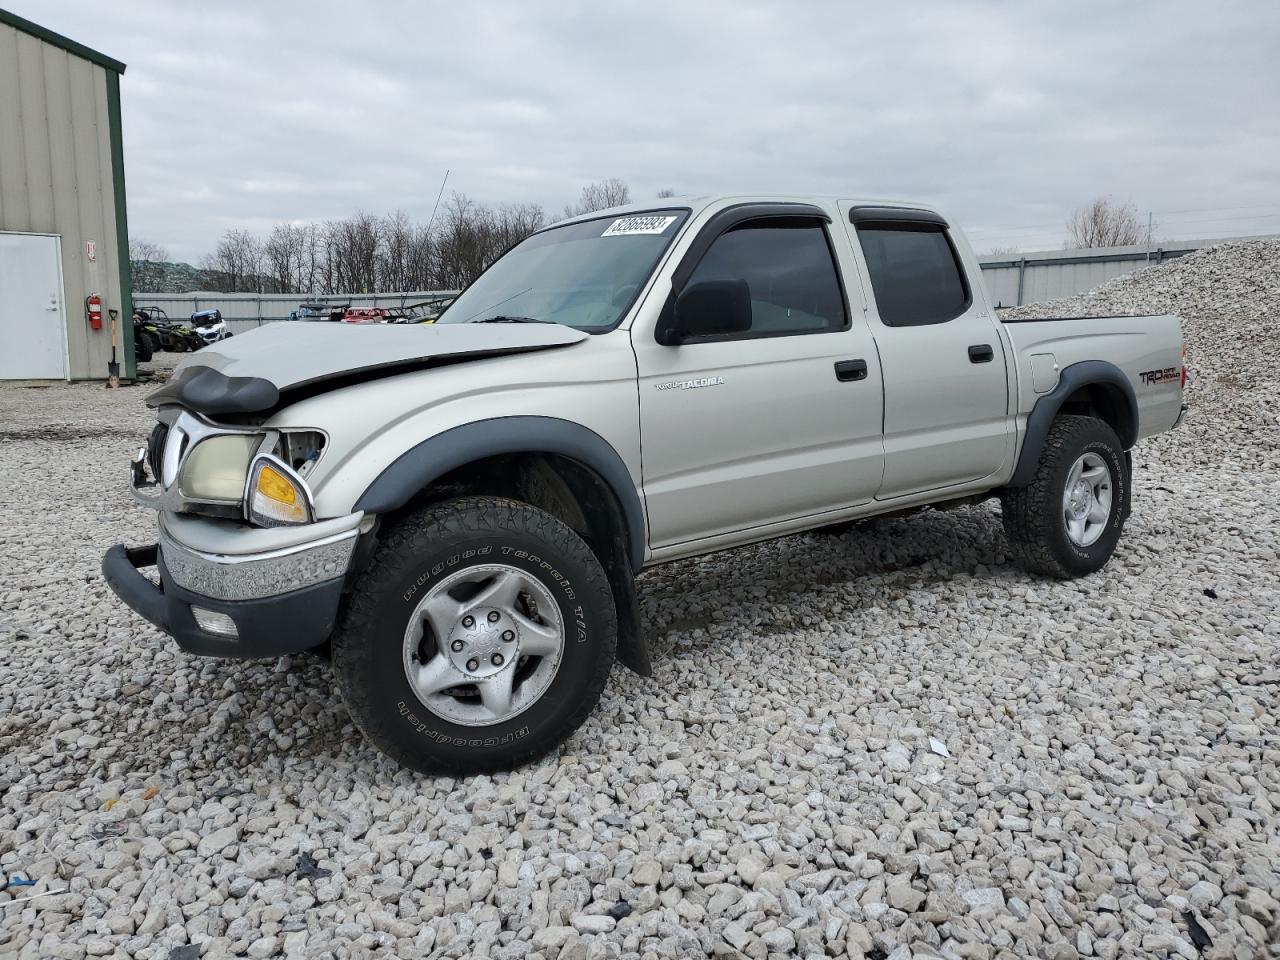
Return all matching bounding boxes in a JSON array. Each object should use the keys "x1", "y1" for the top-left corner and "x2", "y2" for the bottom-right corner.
[{"x1": 856, "y1": 224, "x2": 970, "y2": 327}]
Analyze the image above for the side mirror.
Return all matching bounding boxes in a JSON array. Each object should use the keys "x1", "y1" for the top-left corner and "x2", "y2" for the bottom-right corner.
[{"x1": 657, "y1": 278, "x2": 751, "y2": 345}]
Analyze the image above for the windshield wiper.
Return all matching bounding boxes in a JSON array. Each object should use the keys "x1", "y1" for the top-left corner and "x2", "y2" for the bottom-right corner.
[{"x1": 472, "y1": 315, "x2": 551, "y2": 324}]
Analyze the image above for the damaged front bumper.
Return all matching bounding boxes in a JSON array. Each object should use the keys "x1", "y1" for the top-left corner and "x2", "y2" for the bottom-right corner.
[{"x1": 102, "y1": 512, "x2": 362, "y2": 658}]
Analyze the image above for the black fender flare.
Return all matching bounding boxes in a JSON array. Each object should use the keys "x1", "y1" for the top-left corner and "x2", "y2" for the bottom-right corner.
[
  {"x1": 353, "y1": 416, "x2": 647, "y2": 572},
  {"x1": 1008, "y1": 360, "x2": 1138, "y2": 487}
]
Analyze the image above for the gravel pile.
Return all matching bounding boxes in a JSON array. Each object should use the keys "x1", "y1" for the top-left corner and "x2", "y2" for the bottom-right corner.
[
  {"x1": 2, "y1": 242, "x2": 1278, "y2": 960},
  {"x1": 1002, "y1": 238, "x2": 1280, "y2": 471}
]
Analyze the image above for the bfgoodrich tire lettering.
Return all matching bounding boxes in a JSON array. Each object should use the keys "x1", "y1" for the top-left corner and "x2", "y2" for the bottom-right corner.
[
  {"x1": 1001, "y1": 415, "x2": 1130, "y2": 579},
  {"x1": 332, "y1": 496, "x2": 616, "y2": 774}
]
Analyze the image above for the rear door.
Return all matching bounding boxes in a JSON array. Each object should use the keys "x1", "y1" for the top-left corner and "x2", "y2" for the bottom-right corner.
[
  {"x1": 841, "y1": 207, "x2": 1011, "y2": 497},
  {"x1": 634, "y1": 205, "x2": 884, "y2": 547}
]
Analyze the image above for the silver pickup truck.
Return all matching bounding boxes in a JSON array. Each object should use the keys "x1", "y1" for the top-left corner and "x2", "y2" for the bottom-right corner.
[{"x1": 104, "y1": 195, "x2": 1186, "y2": 773}]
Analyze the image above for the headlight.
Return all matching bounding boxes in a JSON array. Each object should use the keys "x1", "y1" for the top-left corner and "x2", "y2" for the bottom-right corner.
[
  {"x1": 248, "y1": 455, "x2": 313, "y2": 526},
  {"x1": 179, "y1": 435, "x2": 259, "y2": 501}
]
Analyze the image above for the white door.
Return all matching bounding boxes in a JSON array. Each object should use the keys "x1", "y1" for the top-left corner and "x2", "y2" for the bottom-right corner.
[{"x1": 0, "y1": 233, "x2": 67, "y2": 380}]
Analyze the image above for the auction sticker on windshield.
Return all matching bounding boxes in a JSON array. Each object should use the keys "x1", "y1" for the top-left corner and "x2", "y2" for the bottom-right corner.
[{"x1": 601, "y1": 215, "x2": 679, "y2": 237}]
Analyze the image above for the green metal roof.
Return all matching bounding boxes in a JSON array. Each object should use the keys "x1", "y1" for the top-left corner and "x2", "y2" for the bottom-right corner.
[{"x1": 0, "y1": 7, "x2": 126, "y2": 73}]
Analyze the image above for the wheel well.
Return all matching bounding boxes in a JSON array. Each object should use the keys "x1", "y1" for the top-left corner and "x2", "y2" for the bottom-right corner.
[
  {"x1": 405, "y1": 453, "x2": 619, "y2": 555},
  {"x1": 1058, "y1": 383, "x2": 1136, "y2": 448},
  {"x1": 382, "y1": 452, "x2": 650, "y2": 676}
]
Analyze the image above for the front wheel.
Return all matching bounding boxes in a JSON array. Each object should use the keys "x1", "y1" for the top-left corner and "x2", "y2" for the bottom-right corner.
[
  {"x1": 332, "y1": 496, "x2": 617, "y2": 773},
  {"x1": 1000, "y1": 415, "x2": 1130, "y2": 579}
]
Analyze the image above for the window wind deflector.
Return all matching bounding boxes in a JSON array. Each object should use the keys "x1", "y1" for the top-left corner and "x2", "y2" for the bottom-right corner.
[{"x1": 849, "y1": 206, "x2": 949, "y2": 228}]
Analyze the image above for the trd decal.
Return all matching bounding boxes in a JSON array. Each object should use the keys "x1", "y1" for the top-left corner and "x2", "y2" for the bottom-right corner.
[{"x1": 1139, "y1": 367, "x2": 1179, "y2": 385}]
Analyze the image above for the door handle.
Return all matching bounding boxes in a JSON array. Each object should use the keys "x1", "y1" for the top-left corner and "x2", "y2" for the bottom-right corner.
[
  {"x1": 834, "y1": 359, "x2": 868, "y2": 382},
  {"x1": 968, "y1": 344, "x2": 994, "y2": 364}
]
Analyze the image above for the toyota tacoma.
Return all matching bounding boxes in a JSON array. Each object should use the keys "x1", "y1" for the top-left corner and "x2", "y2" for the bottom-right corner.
[{"x1": 103, "y1": 195, "x2": 1187, "y2": 773}]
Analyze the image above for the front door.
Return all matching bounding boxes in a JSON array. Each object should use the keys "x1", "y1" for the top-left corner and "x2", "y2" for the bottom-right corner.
[
  {"x1": 0, "y1": 233, "x2": 67, "y2": 380},
  {"x1": 842, "y1": 209, "x2": 1011, "y2": 497},
  {"x1": 635, "y1": 214, "x2": 884, "y2": 547}
]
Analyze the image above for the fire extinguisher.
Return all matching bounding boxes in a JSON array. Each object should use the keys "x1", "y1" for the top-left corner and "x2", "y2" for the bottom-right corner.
[{"x1": 86, "y1": 294, "x2": 103, "y2": 330}]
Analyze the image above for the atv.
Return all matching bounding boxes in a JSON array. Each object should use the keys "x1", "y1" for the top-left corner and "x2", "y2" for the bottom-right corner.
[
  {"x1": 191, "y1": 309, "x2": 232, "y2": 344},
  {"x1": 134, "y1": 307, "x2": 205, "y2": 353}
]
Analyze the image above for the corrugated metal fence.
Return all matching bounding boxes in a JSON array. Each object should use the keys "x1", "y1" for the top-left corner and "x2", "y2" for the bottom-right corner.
[
  {"x1": 977, "y1": 234, "x2": 1276, "y2": 308},
  {"x1": 132, "y1": 291, "x2": 458, "y2": 335}
]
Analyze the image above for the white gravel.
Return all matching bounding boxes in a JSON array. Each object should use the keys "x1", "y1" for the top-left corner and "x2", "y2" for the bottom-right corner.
[{"x1": 2, "y1": 242, "x2": 1278, "y2": 959}]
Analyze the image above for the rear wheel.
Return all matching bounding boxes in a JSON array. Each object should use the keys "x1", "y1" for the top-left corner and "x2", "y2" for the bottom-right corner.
[
  {"x1": 134, "y1": 330, "x2": 153, "y2": 362},
  {"x1": 332, "y1": 496, "x2": 617, "y2": 773},
  {"x1": 1001, "y1": 415, "x2": 1129, "y2": 578}
]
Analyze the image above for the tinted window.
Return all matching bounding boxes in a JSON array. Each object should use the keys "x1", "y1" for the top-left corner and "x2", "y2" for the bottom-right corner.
[
  {"x1": 686, "y1": 221, "x2": 845, "y2": 336},
  {"x1": 856, "y1": 224, "x2": 969, "y2": 326}
]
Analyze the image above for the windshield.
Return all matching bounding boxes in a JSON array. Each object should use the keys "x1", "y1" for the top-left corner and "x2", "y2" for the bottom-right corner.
[{"x1": 438, "y1": 209, "x2": 689, "y2": 331}]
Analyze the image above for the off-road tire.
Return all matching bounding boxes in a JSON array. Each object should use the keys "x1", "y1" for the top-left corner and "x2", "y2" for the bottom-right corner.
[
  {"x1": 1001, "y1": 415, "x2": 1129, "y2": 579},
  {"x1": 134, "y1": 331, "x2": 154, "y2": 363},
  {"x1": 332, "y1": 496, "x2": 616, "y2": 774}
]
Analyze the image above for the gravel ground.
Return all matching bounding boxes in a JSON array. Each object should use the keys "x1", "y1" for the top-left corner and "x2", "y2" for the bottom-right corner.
[{"x1": 2, "y1": 242, "x2": 1278, "y2": 959}]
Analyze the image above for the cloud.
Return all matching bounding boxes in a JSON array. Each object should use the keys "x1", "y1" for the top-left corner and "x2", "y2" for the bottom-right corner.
[{"x1": 13, "y1": 0, "x2": 1280, "y2": 259}]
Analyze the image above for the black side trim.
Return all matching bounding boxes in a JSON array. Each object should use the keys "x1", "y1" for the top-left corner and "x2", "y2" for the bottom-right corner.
[
  {"x1": 146, "y1": 365, "x2": 279, "y2": 415},
  {"x1": 669, "y1": 202, "x2": 831, "y2": 295},
  {"x1": 353, "y1": 417, "x2": 647, "y2": 572},
  {"x1": 849, "y1": 205, "x2": 949, "y2": 227},
  {"x1": 1008, "y1": 360, "x2": 1138, "y2": 487}
]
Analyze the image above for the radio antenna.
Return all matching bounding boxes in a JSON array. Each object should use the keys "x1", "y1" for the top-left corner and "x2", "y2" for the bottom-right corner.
[{"x1": 426, "y1": 169, "x2": 450, "y2": 237}]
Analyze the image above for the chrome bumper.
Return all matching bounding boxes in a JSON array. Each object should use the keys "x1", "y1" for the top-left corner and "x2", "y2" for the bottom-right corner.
[{"x1": 159, "y1": 512, "x2": 362, "y2": 601}]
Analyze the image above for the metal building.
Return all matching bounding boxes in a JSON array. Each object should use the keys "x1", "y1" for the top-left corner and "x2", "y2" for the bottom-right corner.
[
  {"x1": 978, "y1": 234, "x2": 1279, "y2": 308},
  {"x1": 0, "y1": 10, "x2": 132, "y2": 380}
]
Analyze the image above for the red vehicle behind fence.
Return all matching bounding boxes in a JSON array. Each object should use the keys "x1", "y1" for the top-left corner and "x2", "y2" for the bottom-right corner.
[{"x1": 341, "y1": 307, "x2": 392, "y2": 324}]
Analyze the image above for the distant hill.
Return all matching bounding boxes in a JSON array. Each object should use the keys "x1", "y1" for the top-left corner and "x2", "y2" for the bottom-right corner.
[{"x1": 131, "y1": 260, "x2": 278, "y2": 294}]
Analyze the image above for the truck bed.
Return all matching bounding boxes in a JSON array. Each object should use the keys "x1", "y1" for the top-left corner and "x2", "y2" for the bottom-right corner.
[{"x1": 999, "y1": 313, "x2": 1184, "y2": 440}]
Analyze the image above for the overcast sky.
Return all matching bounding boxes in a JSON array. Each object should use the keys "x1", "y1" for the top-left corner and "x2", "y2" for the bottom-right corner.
[{"x1": 16, "y1": 1, "x2": 1280, "y2": 261}]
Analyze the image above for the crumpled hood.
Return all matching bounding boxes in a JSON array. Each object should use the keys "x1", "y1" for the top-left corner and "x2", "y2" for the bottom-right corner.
[{"x1": 147, "y1": 322, "x2": 588, "y2": 415}]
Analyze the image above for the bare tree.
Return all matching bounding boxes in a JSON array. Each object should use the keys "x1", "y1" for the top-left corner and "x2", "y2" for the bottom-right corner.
[
  {"x1": 564, "y1": 178, "x2": 631, "y2": 218},
  {"x1": 190, "y1": 182, "x2": 614, "y2": 297},
  {"x1": 404, "y1": 222, "x2": 435, "y2": 292},
  {"x1": 264, "y1": 223, "x2": 315, "y2": 294},
  {"x1": 377, "y1": 211, "x2": 416, "y2": 293},
  {"x1": 656, "y1": 188, "x2": 677, "y2": 199},
  {"x1": 430, "y1": 193, "x2": 497, "y2": 290},
  {"x1": 493, "y1": 202, "x2": 546, "y2": 249},
  {"x1": 324, "y1": 212, "x2": 381, "y2": 294},
  {"x1": 202, "y1": 228, "x2": 263, "y2": 292},
  {"x1": 129, "y1": 237, "x2": 170, "y2": 292},
  {"x1": 1066, "y1": 198, "x2": 1143, "y2": 249}
]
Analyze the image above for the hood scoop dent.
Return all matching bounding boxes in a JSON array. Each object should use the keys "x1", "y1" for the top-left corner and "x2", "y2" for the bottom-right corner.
[{"x1": 146, "y1": 322, "x2": 588, "y2": 415}]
